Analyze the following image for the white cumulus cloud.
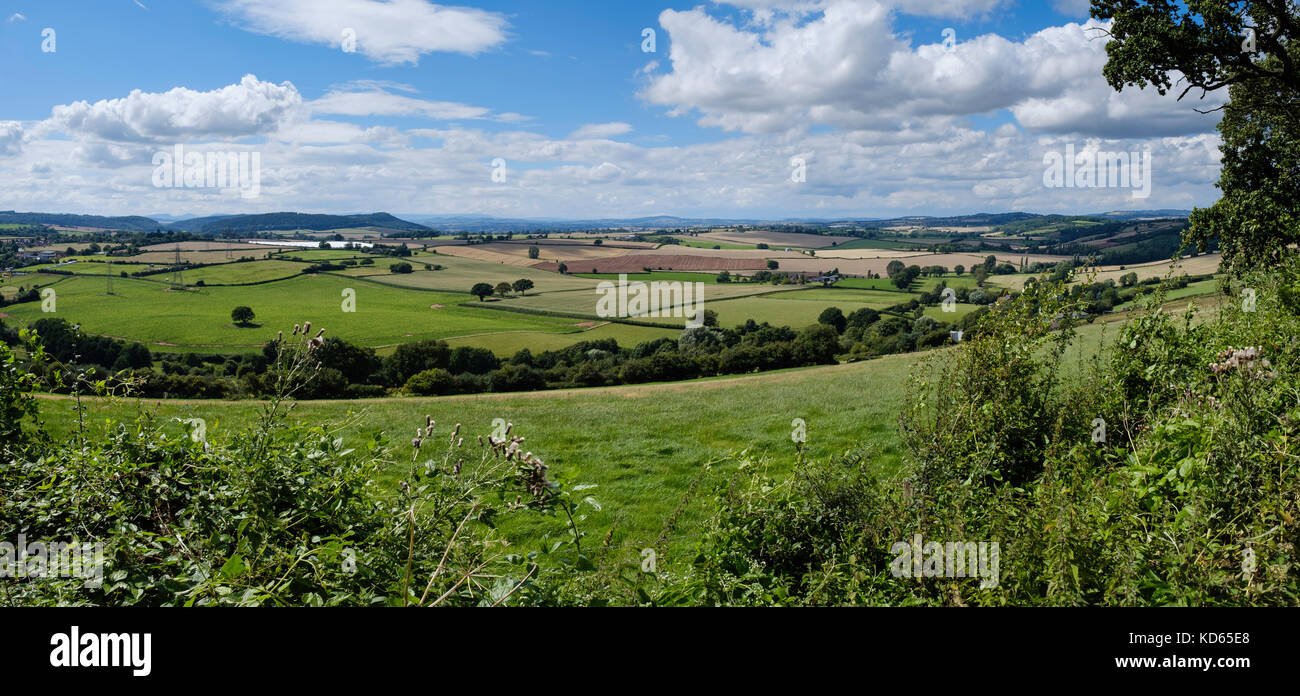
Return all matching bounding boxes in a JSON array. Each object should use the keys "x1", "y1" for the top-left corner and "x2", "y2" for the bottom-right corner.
[
  {"x1": 46, "y1": 74, "x2": 301, "y2": 143},
  {"x1": 569, "y1": 122, "x2": 633, "y2": 140},
  {"x1": 212, "y1": 0, "x2": 509, "y2": 64}
]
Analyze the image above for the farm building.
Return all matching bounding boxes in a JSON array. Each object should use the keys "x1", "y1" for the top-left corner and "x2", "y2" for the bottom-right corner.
[{"x1": 16, "y1": 249, "x2": 62, "y2": 263}]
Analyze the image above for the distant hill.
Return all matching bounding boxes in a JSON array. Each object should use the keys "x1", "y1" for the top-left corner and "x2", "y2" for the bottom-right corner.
[
  {"x1": 1089, "y1": 209, "x2": 1192, "y2": 220},
  {"x1": 169, "y1": 212, "x2": 431, "y2": 235},
  {"x1": 2, "y1": 210, "x2": 1193, "y2": 237},
  {"x1": 0, "y1": 211, "x2": 164, "y2": 233},
  {"x1": 403, "y1": 214, "x2": 764, "y2": 233}
]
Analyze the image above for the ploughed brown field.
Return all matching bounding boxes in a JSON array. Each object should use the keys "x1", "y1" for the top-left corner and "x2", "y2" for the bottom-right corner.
[{"x1": 534, "y1": 253, "x2": 770, "y2": 273}]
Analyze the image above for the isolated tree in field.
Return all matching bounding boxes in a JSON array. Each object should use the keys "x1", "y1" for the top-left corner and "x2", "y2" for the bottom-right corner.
[
  {"x1": 471, "y1": 283, "x2": 494, "y2": 301},
  {"x1": 716, "y1": 270, "x2": 732, "y2": 283},
  {"x1": 512, "y1": 278, "x2": 534, "y2": 295},
  {"x1": 528, "y1": 245, "x2": 540, "y2": 259},
  {"x1": 593, "y1": 238, "x2": 603, "y2": 246},
  {"x1": 767, "y1": 259, "x2": 779, "y2": 270},
  {"x1": 702, "y1": 309, "x2": 719, "y2": 327},
  {"x1": 495, "y1": 282, "x2": 513, "y2": 297},
  {"x1": 954, "y1": 264, "x2": 965, "y2": 276},
  {"x1": 887, "y1": 260, "x2": 906, "y2": 277},
  {"x1": 973, "y1": 266, "x2": 989, "y2": 287},
  {"x1": 231, "y1": 306, "x2": 255, "y2": 326},
  {"x1": 1093, "y1": 0, "x2": 1300, "y2": 270},
  {"x1": 557, "y1": 262, "x2": 568, "y2": 274}
]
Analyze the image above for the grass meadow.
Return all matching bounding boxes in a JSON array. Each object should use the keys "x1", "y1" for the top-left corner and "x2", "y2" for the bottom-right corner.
[
  {"x1": 2, "y1": 274, "x2": 581, "y2": 349},
  {"x1": 33, "y1": 315, "x2": 1123, "y2": 568}
]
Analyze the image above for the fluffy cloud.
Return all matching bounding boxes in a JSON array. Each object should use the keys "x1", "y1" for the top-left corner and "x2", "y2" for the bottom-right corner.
[
  {"x1": 47, "y1": 74, "x2": 301, "y2": 143},
  {"x1": 311, "y1": 89, "x2": 491, "y2": 121},
  {"x1": 212, "y1": 0, "x2": 509, "y2": 64},
  {"x1": 569, "y1": 122, "x2": 633, "y2": 140},
  {"x1": 0, "y1": 121, "x2": 23, "y2": 156},
  {"x1": 4, "y1": 6, "x2": 1224, "y2": 220},
  {"x1": 718, "y1": 0, "x2": 1013, "y2": 20},
  {"x1": 3, "y1": 107, "x2": 1221, "y2": 219},
  {"x1": 643, "y1": 2, "x2": 1221, "y2": 138}
]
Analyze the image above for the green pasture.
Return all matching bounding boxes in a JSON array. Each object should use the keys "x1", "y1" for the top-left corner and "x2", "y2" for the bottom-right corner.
[{"x1": 1, "y1": 274, "x2": 580, "y2": 349}]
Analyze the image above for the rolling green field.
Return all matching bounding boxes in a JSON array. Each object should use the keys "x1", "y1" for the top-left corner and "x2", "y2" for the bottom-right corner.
[
  {"x1": 32, "y1": 315, "x2": 1124, "y2": 565},
  {"x1": 443, "y1": 321, "x2": 680, "y2": 355},
  {"x1": 1, "y1": 274, "x2": 583, "y2": 349},
  {"x1": 833, "y1": 237, "x2": 921, "y2": 250},
  {"x1": 21, "y1": 260, "x2": 142, "y2": 275},
  {"x1": 670, "y1": 237, "x2": 758, "y2": 250},
  {"x1": 337, "y1": 253, "x2": 598, "y2": 294},
  {"x1": 36, "y1": 357, "x2": 916, "y2": 561},
  {"x1": 273, "y1": 248, "x2": 375, "y2": 262},
  {"x1": 184, "y1": 260, "x2": 309, "y2": 285},
  {"x1": 700, "y1": 290, "x2": 913, "y2": 327},
  {"x1": 1116, "y1": 278, "x2": 1221, "y2": 310}
]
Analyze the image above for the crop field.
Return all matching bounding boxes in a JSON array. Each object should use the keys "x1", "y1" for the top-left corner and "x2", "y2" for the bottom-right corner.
[
  {"x1": 1088, "y1": 253, "x2": 1222, "y2": 285},
  {"x1": 774, "y1": 252, "x2": 1064, "y2": 278},
  {"x1": 690, "y1": 229, "x2": 857, "y2": 249},
  {"x1": 577, "y1": 271, "x2": 722, "y2": 283},
  {"x1": 536, "y1": 253, "x2": 770, "y2": 274}
]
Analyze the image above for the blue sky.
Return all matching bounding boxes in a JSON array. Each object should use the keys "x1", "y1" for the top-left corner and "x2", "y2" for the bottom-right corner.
[{"x1": 0, "y1": 0, "x2": 1223, "y2": 219}]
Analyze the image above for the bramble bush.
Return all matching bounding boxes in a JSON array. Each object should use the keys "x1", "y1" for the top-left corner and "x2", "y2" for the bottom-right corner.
[
  {"x1": 643, "y1": 264, "x2": 1300, "y2": 606},
  {"x1": 0, "y1": 324, "x2": 592, "y2": 606}
]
